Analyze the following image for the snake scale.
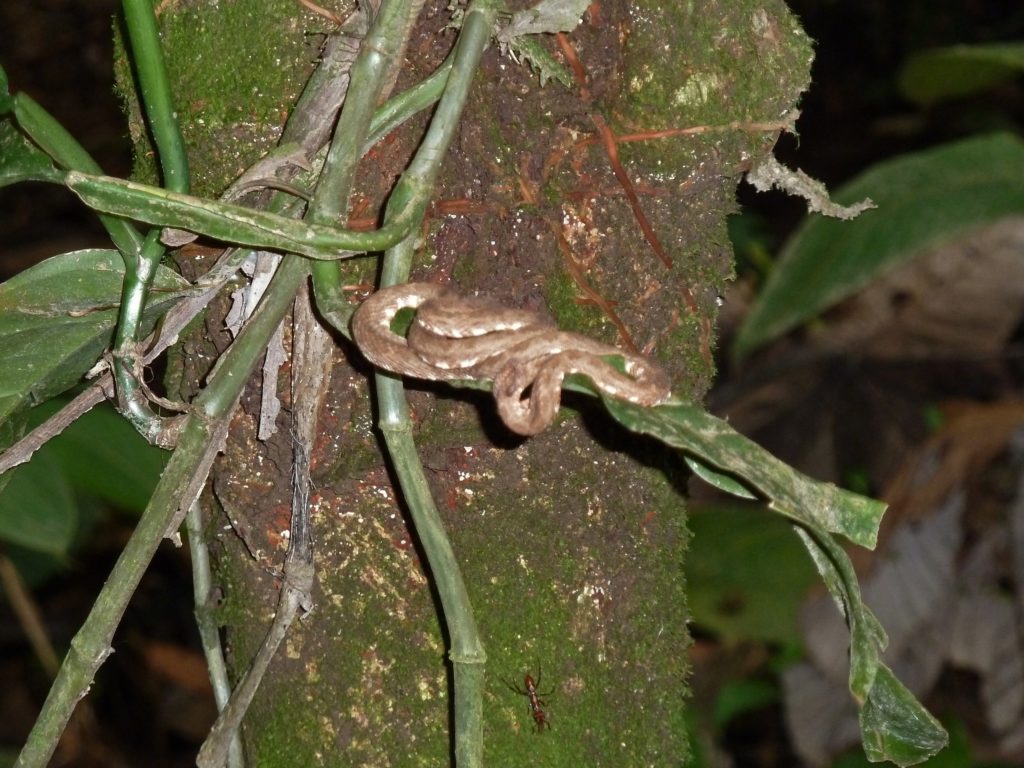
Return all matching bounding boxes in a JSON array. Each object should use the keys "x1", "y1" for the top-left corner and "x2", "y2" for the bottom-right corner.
[{"x1": 351, "y1": 283, "x2": 672, "y2": 435}]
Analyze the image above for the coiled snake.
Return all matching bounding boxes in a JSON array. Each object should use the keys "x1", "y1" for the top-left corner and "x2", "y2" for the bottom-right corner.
[{"x1": 351, "y1": 283, "x2": 672, "y2": 435}]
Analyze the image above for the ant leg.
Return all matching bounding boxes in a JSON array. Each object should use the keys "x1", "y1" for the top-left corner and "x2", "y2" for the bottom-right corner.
[{"x1": 501, "y1": 676, "x2": 526, "y2": 696}]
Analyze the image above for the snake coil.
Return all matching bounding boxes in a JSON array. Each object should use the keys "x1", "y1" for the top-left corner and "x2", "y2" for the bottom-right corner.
[{"x1": 351, "y1": 282, "x2": 671, "y2": 435}]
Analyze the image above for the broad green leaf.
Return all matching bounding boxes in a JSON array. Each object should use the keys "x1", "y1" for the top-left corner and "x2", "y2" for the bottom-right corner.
[
  {"x1": 0, "y1": 117, "x2": 62, "y2": 188},
  {"x1": 602, "y1": 397, "x2": 887, "y2": 548},
  {"x1": 733, "y1": 133, "x2": 1024, "y2": 359},
  {"x1": 860, "y1": 666, "x2": 949, "y2": 766},
  {"x1": 0, "y1": 249, "x2": 190, "y2": 427},
  {"x1": 31, "y1": 400, "x2": 168, "y2": 513},
  {"x1": 687, "y1": 501, "x2": 817, "y2": 644},
  {"x1": 900, "y1": 43, "x2": 1024, "y2": 106},
  {"x1": 0, "y1": 449, "x2": 75, "y2": 554}
]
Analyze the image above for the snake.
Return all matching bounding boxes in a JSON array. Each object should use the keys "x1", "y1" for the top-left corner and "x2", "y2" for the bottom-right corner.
[{"x1": 351, "y1": 282, "x2": 672, "y2": 436}]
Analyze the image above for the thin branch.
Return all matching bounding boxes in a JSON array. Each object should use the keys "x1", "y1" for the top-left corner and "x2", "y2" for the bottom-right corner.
[{"x1": 186, "y1": 502, "x2": 245, "y2": 768}]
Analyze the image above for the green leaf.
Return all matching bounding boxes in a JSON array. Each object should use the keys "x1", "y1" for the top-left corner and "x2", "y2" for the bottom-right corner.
[
  {"x1": 32, "y1": 400, "x2": 168, "y2": 513},
  {"x1": 685, "y1": 456, "x2": 757, "y2": 499},
  {"x1": 687, "y1": 501, "x2": 818, "y2": 644},
  {"x1": 0, "y1": 64, "x2": 11, "y2": 114},
  {"x1": 860, "y1": 666, "x2": 950, "y2": 766},
  {"x1": 0, "y1": 249, "x2": 190, "y2": 427},
  {"x1": 602, "y1": 398, "x2": 887, "y2": 548},
  {"x1": 733, "y1": 133, "x2": 1024, "y2": 359},
  {"x1": 793, "y1": 525, "x2": 886, "y2": 700},
  {"x1": 0, "y1": 449, "x2": 75, "y2": 554},
  {"x1": 0, "y1": 117, "x2": 62, "y2": 187},
  {"x1": 64, "y1": 171, "x2": 418, "y2": 258},
  {"x1": 835, "y1": 718, "x2": 972, "y2": 768},
  {"x1": 791, "y1": 525, "x2": 947, "y2": 764},
  {"x1": 900, "y1": 43, "x2": 1024, "y2": 106},
  {"x1": 597, "y1": 393, "x2": 946, "y2": 762}
]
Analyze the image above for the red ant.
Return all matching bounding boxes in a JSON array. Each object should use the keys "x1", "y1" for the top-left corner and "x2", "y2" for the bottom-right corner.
[{"x1": 504, "y1": 668, "x2": 552, "y2": 732}]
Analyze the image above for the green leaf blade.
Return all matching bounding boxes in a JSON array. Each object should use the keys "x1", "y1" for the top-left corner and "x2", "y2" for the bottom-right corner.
[
  {"x1": 900, "y1": 43, "x2": 1024, "y2": 106},
  {"x1": 0, "y1": 249, "x2": 189, "y2": 426},
  {"x1": 0, "y1": 117, "x2": 62, "y2": 188},
  {"x1": 44, "y1": 402, "x2": 169, "y2": 513},
  {"x1": 603, "y1": 398, "x2": 887, "y2": 549},
  {"x1": 734, "y1": 133, "x2": 1024, "y2": 359},
  {"x1": 860, "y1": 666, "x2": 949, "y2": 766},
  {"x1": 0, "y1": 449, "x2": 75, "y2": 554}
]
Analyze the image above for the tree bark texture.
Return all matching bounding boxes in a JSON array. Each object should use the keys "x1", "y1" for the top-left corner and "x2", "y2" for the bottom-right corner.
[{"x1": 119, "y1": 0, "x2": 812, "y2": 764}]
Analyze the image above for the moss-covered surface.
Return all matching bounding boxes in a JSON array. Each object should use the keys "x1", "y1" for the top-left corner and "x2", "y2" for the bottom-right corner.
[
  {"x1": 115, "y1": 0, "x2": 347, "y2": 196},
  {"x1": 135, "y1": 0, "x2": 813, "y2": 763}
]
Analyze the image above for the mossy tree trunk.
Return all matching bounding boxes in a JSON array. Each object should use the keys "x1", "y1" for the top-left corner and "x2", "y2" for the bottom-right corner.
[{"x1": 122, "y1": 0, "x2": 811, "y2": 764}]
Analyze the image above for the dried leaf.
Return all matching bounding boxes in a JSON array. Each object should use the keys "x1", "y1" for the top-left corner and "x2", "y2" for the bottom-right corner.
[{"x1": 496, "y1": 0, "x2": 590, "y2": 41}]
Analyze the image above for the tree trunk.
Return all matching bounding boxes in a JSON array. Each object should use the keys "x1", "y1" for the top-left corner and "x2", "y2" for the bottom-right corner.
[{"x1": 123, "y1": 0, "x2": 812, "y2": 763}]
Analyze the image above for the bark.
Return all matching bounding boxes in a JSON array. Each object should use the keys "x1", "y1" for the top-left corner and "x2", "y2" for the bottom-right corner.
[{"x1": 120, "y1": 0, "x2": 812, "y2": 764}]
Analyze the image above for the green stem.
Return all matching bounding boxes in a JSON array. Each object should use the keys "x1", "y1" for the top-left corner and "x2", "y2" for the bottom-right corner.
[
  {"x1": 12, "y1": 93, "x2": 143, "y2": 260},
  {"x1": 112, "y1": 0, "x2": 192, "y2": 443},
  {"x1": 399, "y1": 4, "x2": 492, "y2": 191},
  {"x1": 365, "y1": 4, "x2": 497, "y2": 765},
  {"x1": 121, "y1": 0, "x2": 190, "y2": 194},
  {"x1": 14, "y1": 255, "x2": 309, "y2": 768},
  {"x1": 186, "y1": 502, "x2": 244, "y2": 768},
  {"x1": 111, "y1": 229, "x2": 176, "y2": 444},
  {"x1": 14, "y1": 418, "x2": 219, "y2": 768},
  {"x1": 64, "y1": 170, "x2": 423, "y2": 257},
  {"x1": 312, "y1": 47, "x2": 456, "y2": 336},
  {"x1": 363, "y1": 47, "x2": 455, "y2": 153},
  {"x1": 308, "y1": 0, "x2": 417, "y2": 332}
]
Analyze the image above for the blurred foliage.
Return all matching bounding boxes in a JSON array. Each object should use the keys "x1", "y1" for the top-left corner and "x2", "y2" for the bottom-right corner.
[
  {"x1": 0, "y1": 397, "x2": 167, "y2": 586},
  {"x1": 685, "y1": 501, "x2": 818, "y2": 646},
  {"x1": 900, "y1": 43, "x2": 1024, "y2": 106},
  {"x1": 733, "y1": 132, "x2": 1024, "y2": 359}
]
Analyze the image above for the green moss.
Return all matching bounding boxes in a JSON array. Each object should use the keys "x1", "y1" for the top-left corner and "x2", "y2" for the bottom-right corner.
[
  {"x1": 245, "y1": 682, "x2": 328, "y2": 765},
  {"x1": 253, "y1": 488, "x2": 451, "y2": 765},
  {"x1": 437, "y1": 427, "x2": 692, "y2": 765},
  {"x1": 542, "y1": 270, "x2": 607, "y2": 336},
  {"x1": 116, "y1": 0, "x2": 340, "y2": 195},
  {"x1": 612, "y1": 0, "x2": 813, "y2": 170}
]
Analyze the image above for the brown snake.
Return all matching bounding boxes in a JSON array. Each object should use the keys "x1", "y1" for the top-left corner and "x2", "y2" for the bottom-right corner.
[{"x1": 351, "y1": 283, "x2": 672, "y2": 435}]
